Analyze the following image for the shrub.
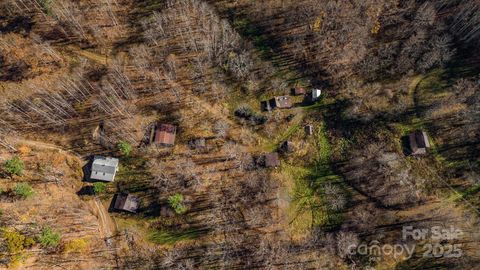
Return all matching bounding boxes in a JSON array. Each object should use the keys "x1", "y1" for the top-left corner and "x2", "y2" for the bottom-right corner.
[
  {"x1": 234, "y1": 105, "x2": 254, "y2": 118},
  {"x1": 38, "y1": 227, "x2": 61, "y2": 248},
  {"x1": 93, "y1": 182, "x2": 107, "y2": 194},
  {"x1": 234, "y1": 105, "x2": 267, "y2": 125},
  {"x1": 3, "y1": 156, "x2": 24, "y2": 176},
  {"x1": 39, "y1": 0, "x2": 54, "y2": 14},
  {"x1": 14, "y1": 183, "x2": 34, "y2": 199},
  {"x1": 117, "y1": 141, "x2": 133, "y2": 157},
  {"x1": 63, "y1": 238, "x2": 89, "y2": 254},
  {"x1": 168, "y1": 194, "x2": 187, "y2": 214},
  {"x1": 2, "y1": 229, "x2": 35, "y2": 253}
]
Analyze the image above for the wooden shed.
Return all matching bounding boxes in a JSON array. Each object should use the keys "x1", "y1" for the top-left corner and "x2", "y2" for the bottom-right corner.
[
  {"x1": 279, "y1": 141, "x2": 294, "y2": 154},
  {"x1": 291, "y1": 87, "x2": 306, "y2": 96},
  {"x1": 264, "y1": 152, "x2": 280, "y2": 168},
  {"x1": 154, "y1": 123, "x2": 177, "y2": 147},
  {"x1": 304, "y1": 125, "x2": 314, "y2": 136},
  {"x1": 408, "y1": 130, "x2": 431, "y2": 156}
]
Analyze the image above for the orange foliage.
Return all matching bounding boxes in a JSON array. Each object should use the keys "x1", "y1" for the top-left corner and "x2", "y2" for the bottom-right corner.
[{"x1": 17, "y1": 145, "x2": 32, "y2": 156}]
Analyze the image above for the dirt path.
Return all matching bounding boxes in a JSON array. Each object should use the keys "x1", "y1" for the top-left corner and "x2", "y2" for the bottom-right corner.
[
  {"x1": 91, "y1": 198, "x2": 116, "y2": 239},
  {"x1": 409, "y1": 74, "x2": 427, "y2": 119},
  {"x1": 9, "y1": 137, "x2": 80, "y2": 157},
  {"x1": 66, "y1": 45, "x2": 109, "y2": 65}
]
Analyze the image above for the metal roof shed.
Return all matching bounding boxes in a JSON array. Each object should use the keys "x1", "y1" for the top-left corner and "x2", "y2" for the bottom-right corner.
[
  {"x1": 90, "y1": 156, "x2": 119, "y2": 182},
  {"x1": 113, "y1": 193, "x2": 139, "y2": 213}
]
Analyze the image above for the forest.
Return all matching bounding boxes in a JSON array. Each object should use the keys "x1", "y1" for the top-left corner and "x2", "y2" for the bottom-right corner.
[{"x1": 0, "y1": 0, "x2": 479, "y2": 269}]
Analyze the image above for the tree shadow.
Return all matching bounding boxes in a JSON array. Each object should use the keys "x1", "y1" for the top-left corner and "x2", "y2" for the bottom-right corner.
[
  {"x1": 401, "y1": 135, "x2": 413, "y2": 156},
  {"x1": 76, "y1": 185, "x2": 94, "y2": 196},
  {"x1": 81, "y1": 155, "x2": 95, "y2": 182},
  {"x1": 0, "y1": 16, "x2": 33, "y2": 34},
  {"x1": 108, "y1": 193, "x2": 118, "y2": 213}
]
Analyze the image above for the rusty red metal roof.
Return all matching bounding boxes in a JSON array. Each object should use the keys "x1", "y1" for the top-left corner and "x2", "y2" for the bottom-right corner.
[{"x1": 154, "y1": 124, "x2": 176, "y2": 146}]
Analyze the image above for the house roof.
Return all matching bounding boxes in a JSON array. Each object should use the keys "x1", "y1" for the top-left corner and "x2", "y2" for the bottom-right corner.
[
  {"x1": 262, "y1": 100, "x2": 272, "y2": 111},
  {"x1": 272, "y1": 96, "x2": 292, "y2": 108},
  {"x1": 90, "y1": 156, "x2": 119, "y2": 182},
  {"x1": 409, "y1": 130, "x2": 430, "y2": 155},
  {"x1": 312, "y1": 89, "x2": 322, "y2": 100},
  {"x1": 280, "y1": 141, "x2": 294, "y2": 153},
  {"x1": 154, "y1": 124, "x2": 176, "y2": 146},
  {"x1": 292, "y1": 87, "x2": 306, "y2": 95},
  {"x1": 265, "y1": 152, "x2": 280, "y2": 168},
  {"x1": 113, "y1": 193, "x2": 139, "y2": 213},
  {"x1": 304, "y1": 125, "x2": 313, "y2": 135}
]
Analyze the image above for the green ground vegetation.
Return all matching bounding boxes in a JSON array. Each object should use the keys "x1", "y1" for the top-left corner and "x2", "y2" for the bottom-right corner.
[
  {"x1": 3, "y1": 156, "x2": 24, "y2": 176},
  {"x1": 14, "y1": 183, "x2": 34, "y2": 199},
  {"x1": 37, "y1": 227, "x2": 61, "y2": 248},
  {"x1": 168, "y1": 194, "x2": 187, "y2": 215}
]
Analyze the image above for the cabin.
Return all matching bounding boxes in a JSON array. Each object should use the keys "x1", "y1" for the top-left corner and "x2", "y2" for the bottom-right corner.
[
  {"x1": 279, "y1": 141, "x2": 294, "y2": 154},
  {"x1": 304, "y1": 125, "x2": 314, "y2": 136},
  {"x1": 291, "y1": 87, "x2": 306, "y2": 96},
  {"x1": 408, "y1": 130, "x2": 431, "y2": 156},
  {"x1": 112, "y1": 193, "x2": 139, "y2": 213},
  {"x1": 262, "y1": 96, "x2": 293, "y2": 111},
  {"x1": 264, "y1": 152, "x2": 280, "y2": 168},
  {"x1": 154, "y1": 123, "x2": 177, "y2": 147},
  {"x1": 273, "y1": 96, "x2": 293, "y2": 109},
  {"x1": 311, "y1": 89, "x2": 322, "y2": 102},
  {"x1": 90, "y1": 156, "x2": 119, "y2": 182}
]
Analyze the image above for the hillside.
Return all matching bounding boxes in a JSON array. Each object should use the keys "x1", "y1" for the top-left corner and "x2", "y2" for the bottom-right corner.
[{"x1": 0, "y1": 0, "x2": 479, "y2": 269}]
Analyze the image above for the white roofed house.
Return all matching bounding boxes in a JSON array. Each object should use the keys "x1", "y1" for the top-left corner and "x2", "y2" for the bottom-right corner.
[
  {"x1": 90, "y1": 156, "x2": 119, "y2": 182},
  {"x1": 311, "y1": 89, "x2": 322, "y2": 102}
]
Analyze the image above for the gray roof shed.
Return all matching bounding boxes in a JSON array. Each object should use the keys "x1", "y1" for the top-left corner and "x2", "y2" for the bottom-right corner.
[
  {"x1": 90, "y1": 156, "x2": 119, "y2": 182},
  {"x1": 409, "y1": 130, "x2": 431, "y2": 156},
  {"x1": 113, "y1": 193, "x2": 139, "y2": 213}
]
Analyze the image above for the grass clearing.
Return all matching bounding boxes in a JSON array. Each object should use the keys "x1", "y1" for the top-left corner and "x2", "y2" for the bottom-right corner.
[
  {"x1": 282, "y1": 121, "x2": 347, "y2": 236},
  {"x1": 404, "y1": 64, "x2": 480, "y2": 211},
  {"x1": 148, "y1": 227, "x2": 204, "y2": 245},
  {"x1": 263, "y1": 120, "x2": 302, "y2": 152}
]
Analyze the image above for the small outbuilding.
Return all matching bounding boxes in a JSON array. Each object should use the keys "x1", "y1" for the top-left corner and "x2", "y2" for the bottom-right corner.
[
  {"x1": 408, "y1": 130, "x2": 431, "y2": 156},
  {"x1": 304, "y1": 125, "x2": 314, "y2": 136},
  {"x1": 311, "y1": 89, "x2": 322, "y2": 102},
  {"x1": 273, "y1": 96, "x2": 293, "y2": 109},
  {"x1": 261, "y1": 100, "x2": 272, "y2": 111},
  {"x1": 113, "y1": 193, "x2": 139, "y2": 213},
  {"x1": 154, "y1": 123, "x2": 177, "y2": 147},
  {"x1": 90, "y1": 156, "x2": 119, "y2": 182},
  {"x1": 291, "y1": 87, "x2": 306, "y2": 96},
  {"x1": 279, "y1": 141, "x2": 294, "y2": 154},
  {"x1": 264, "y1": 152, "x2": 280, "y2": 168}
]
